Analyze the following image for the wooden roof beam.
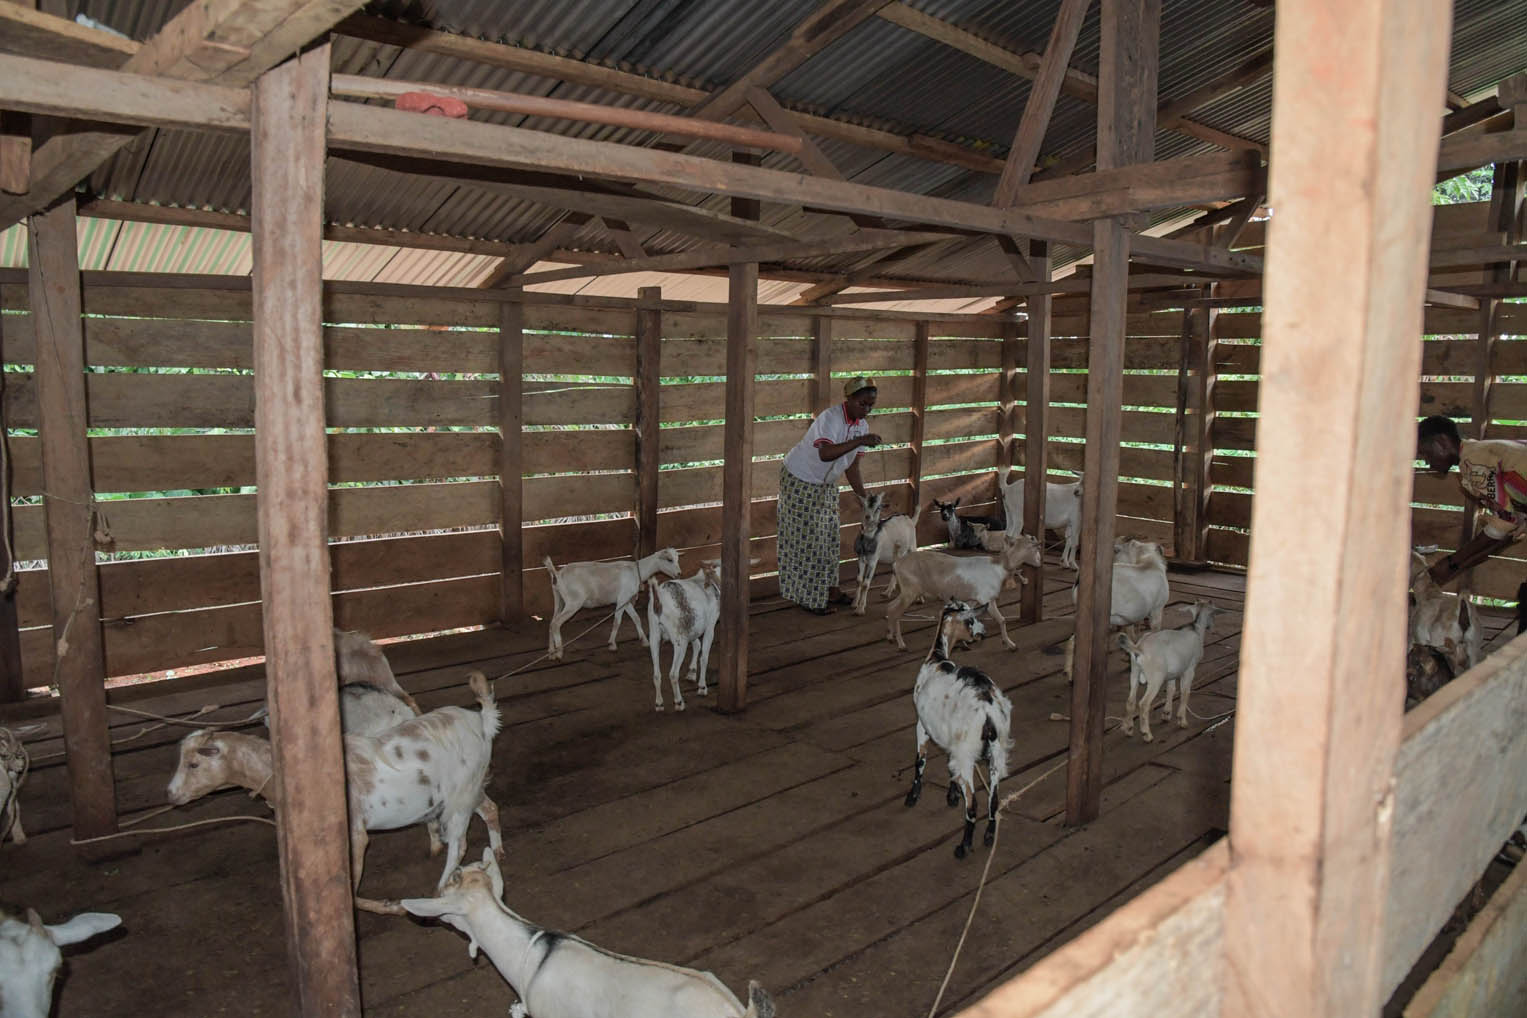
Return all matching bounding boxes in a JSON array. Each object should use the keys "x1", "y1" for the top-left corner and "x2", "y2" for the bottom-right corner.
[
  {"x1": 0, "y1": 0, "x2": 372, "y2": 231},
  {"x1": 820, "y1": 271, "x2": 1212, "y2": 304},
  {"x1": 993, "y1": 0, "x2": 1095, "y2": 205},
  {"x1": 0, "y1": 4, "x2": 137, "y2": 69}
]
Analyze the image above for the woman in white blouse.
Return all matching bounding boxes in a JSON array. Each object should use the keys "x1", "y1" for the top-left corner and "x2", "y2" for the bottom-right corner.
[{"x1": 777, "y1": 376, "x2": 882, "y2": 615}]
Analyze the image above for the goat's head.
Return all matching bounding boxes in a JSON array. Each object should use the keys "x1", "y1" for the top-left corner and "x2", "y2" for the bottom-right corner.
[
  {"x1": 0, "y1": 908, "x2": 121, "y2": 1018},
  {"x1": 860, "y1": 491, "x2": 887, "y2": 527},
  {"x1": 651, "y1": 547, "x2": 683, "y2": 579},
  {"x1": 1192, "y1": 600, "x2": 1220, "y2": 633},
  {"x1": 400, "y1": 847, "x2": 507, "y2": 945},
  {"x1": 167, "y1": 729, "x2": 235, "y2": 805},
  {"x1": 939, "y1": 601, "x2": 986, "y2": 647},
  {"x1": 1001, "y1": 532, "x2": 1043, "y2": 577},
  {"x1": 931, "y1": 498, "x2": 960, "y2": 520}
]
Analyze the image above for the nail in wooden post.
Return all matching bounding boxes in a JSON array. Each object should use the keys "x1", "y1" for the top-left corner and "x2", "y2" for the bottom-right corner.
[
  {"x1": 28, "y1": 194, "x2": 116, "y2": 839},
  {"x1": 499, "y1": 300, "x2": 524, "y2": 622},
  {"x1": 1223, "y1": 2, "x2": 1451, "y2": 1015},
  {"x1": 1021, "y1": 240, "x2": 1051, "y2": 623},
  {"x1": 634, "y1": 286, "x2": 662, "y2": 559},
  {"x1": 251, "y1": 44, "x2": 362, "y2": 1018}
]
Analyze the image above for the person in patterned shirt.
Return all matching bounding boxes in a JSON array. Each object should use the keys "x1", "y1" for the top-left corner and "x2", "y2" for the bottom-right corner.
[{"x1": 1417, "y1": 415, "x2": 1527, "y2": 582}]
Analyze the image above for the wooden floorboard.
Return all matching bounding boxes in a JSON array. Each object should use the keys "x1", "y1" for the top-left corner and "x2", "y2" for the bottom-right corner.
[{"x1": 2, "y1": 560, "x2": 1246, "y2": 1018}]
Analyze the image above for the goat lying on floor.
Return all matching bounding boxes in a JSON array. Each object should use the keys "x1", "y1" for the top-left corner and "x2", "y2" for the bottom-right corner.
[
  {"x1": 168, "y1": 671, "x2": 503, "y2": 891},
  {"x1": 400, "y1": 849, "x2": 776, "y2": 1018},
  {"x1": 931, "y1": 497, "x2": 1005, "y2": 551},
  {"x1": 853, "y1": 491, "x2": 918, "y2": 615},
  {"x1": 1118, "y1": 600, "x2": 1219, "y2": 741},
  {"x1": 0, "y1": 906, "x2": 121, "y2": 1018},
  {"x1": 545, "y1": 548, "x2": 683, "y2": 660},
  {"x1": 905, "y1": 602, "x2": 1012, "y2": 859}
]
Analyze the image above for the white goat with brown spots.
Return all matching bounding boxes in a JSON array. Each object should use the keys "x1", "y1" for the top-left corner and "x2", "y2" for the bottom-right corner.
[
  {"x1": 168, "y1": 671, "x2": 503, "y2": 891},
  {"x1": 647, "y1": 561, "x2": 722, "y2": 712},
  {"x1": 0, "y1": 906, "x2": 121, "y2": 1018}
]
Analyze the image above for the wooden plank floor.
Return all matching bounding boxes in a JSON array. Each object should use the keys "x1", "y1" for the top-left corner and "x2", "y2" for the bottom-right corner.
[{"x1": 2, "y1": 563, "x2": 1507, "y2": 1017}]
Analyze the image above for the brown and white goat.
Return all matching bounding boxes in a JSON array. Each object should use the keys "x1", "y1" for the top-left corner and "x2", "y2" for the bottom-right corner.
[{"x1": 886, "y1": 533, "x2": 1042, "y2": 650}]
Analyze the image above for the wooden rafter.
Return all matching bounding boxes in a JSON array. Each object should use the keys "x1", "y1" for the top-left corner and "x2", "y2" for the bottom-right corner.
[
  {"x1": 479, "y1": 218, "x2": 589, "y2": 287},
  {"x1": 819, "y1": 271, "x2": 1210, "y2": 304},
  {"x1": 994, "y1": 0, "x2": 1094, "y2": 205},
  {"x1": 0, "y1": 0, "x2": 372, "y2": 231},
  {"x1": 0, "y1": 4, "x2": 136, "y2": 69},
  {"x1": 745, "y1": 86, "x2": 888, "y2": 231}
]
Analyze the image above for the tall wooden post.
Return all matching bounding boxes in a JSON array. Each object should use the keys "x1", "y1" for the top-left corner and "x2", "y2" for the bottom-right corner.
[
  {"x1": 251, "y1": 45, "x2": 362, "y2": 1018},
  {"x1": 1173, "y1": 284, "x2": 1216, "y2": 563},
  {"x1": 909, "y1": 321, "x2": 930, "y2": 518},
  {"x1": 1223, "y1": 3, "x2": 1451, "y2": 1017},
  {"x1": 634, "y1": 286, "x2": 662, "y2": 559},
  {"x1": 0, "y1": 313, "x2": 25, "y2": 703},
  {"x1": 719, "y1": 152, "x2": 759, "y2": 713},
  {"x1": 498, "y1": 300, "x2": 524, "y2": 621},
  {"x1": 1066, "y1": 0, "x2": 1158, "y2": 827},
  {"x1": 811, "y1": 314, "x2": 834, "y2": 414},
  {"x1": 1021, "y1": 239, "x2": 1051, "y2": 623},
  {"x1": 29, "y1": 194, "x2": 116, "y2": 840}
]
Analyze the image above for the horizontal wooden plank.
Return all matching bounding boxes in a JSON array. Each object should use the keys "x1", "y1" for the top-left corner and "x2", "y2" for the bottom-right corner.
[
  {"x1": 651, "y1": 337, "x2": 814, "y2": 377},
  {"x1": 1383, "y1": 634, "x2": 1527, "y2": 999},
  {"x1": 927, "y1": 338, "x2": 1002, "y2": 371},
  {"x1": 926, "y1": 372, "x2": 999, "y2": 407},
  {"x1": 927, "y1": 406, "x2": 1002, "y2": 442},
  {"x1": 1213, "y1": 304, "x2": 1527, "y2": 340},
  {"x1": 525, "y1": 383, "x2": 635, "y2": 426},
  {"x1": 922, "y1": 439, "x2": 998, "y2": 478},
  {"x1": 832, "y1": 337, "x2": 919, "y2": 372}
]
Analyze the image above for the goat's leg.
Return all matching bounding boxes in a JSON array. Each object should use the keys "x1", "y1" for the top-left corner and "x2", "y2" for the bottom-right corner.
[
  {"x1": 650, "y1": 631, "x2": 667, "y2": 711},
  {"x1": 904, "y1": 724, "x2": 930, "y2": 807},
  {"x1": 606, "y1": 600, "x2": 628, "y2": 650},
  {"x1": 1161, "y1": 674, "x2": 1177, "y2": 724},
  {"x1": 1138, "y1": 672, "x2": 1163, "y2": 743},
  {"x1": 882, "y1": 564, "x2": 899, "y2": 601},
  {"x1": 986, "y1": 601, "x2": 1016, "y2": 650},
  {"x1": 425, "y1": 820, "x2": 444, "y2": 856},
  {"x1": 668, "y1": 641, "x2": 688, "y2": 712},
  {"x1": 435, "y1": 813, "x2": 470, "y2": 890},
  {"x1": 954, "y1": 774, "x2": 978, "y2": 859},
  {"x1": 854, "y1": 552, "x2": 873, "y2": 615},
  {"x1": 696, "y1": 626, "x2": 716, "y2": 696},
  {"x1": 349, "y1": 823, "x2": 370, "y2": 891},
  {"x1": 625, "y1": 599, "x2": 650, "y2": 648},
  {"x1": 476, "y1": 794, "x2": 505, "y2": 858},
  {"x1": 1121, "y1": 668, "x2": 1140, "y2": 736},
  {"x1": 1177, "y1": 665, "x2": 1197, "y2": 728},
  {"x1": 984, "y1": 769, "x2": 1000, "y2": 847},
  {"x1": 546, "y1": 596, "x2": 583, "y2": 661},
  {"x1": 886, "y1": 592, "x2": 911, "y2": 650},
  {"x1": 4, "y1": 801, "x2": 24, "y2": 844},
  {"x1": 1064, "y1": 634, "x2": 1076, "y2": 683}
]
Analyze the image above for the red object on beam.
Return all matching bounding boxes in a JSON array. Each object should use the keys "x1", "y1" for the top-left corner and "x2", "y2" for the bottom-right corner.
[{"x1": 395, "y1": 92, "x2": 469, "y2": 118}]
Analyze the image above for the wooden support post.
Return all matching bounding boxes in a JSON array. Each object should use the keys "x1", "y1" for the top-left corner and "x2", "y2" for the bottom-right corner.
[
  {"x1": 1021, "y1": 239, "x2": 1051, "y2": 624},
  {"x1": 29, "y1": 195, "x2": 115, "y2": 838},
  {"x1": 498, "y1": 300, "x2": 524, "y2": 621},
  {"x1": 718, "y1": 152, "x2": 759, "y2": 713},
  {"x1": 1173, "y1": 283, "x2": 1216, "y2": 563},
  {"x1": 0, "y1": 314, "x2": 24, "y2": 703},
  {"x1": 250, "y1": 45, "x2": 362, "y2": 1018},
  {"x1": 909, "y1": 321, "x2": 931, "y2": 518},
  {"x1": 811, "y1": 315, "x2": 834, "y2": 413},
  {"x1": 0, "y1": 111, "x2": 28, "y2": 196},
  {"x1": 997, "y1": 318, "x2": 1021, "y2": 480},
  {"x1": 1066, "y1": 0, "x2": 1158, "y2": 828},
  {"x1": 634, "y1": 286, "x2": 662, "y2": 559},
  {"x1": 1222, "y1": 2, "x2": 1452, "y2": 1016}
]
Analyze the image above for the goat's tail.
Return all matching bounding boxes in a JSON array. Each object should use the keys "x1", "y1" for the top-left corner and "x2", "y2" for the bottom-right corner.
[
  {"x1": 647, "y1": 577, "x2": 664, "y2": 615},
  {"x1": 1117, "y1": 632, "x2": 1144, "y2": 661},
  {"x1": 743, "y1": 981, "x2": 776, "y2": 1018},
  {"x1": 542, "y1": 555, "x2": 560, "y2": 587},
  {"x1": 467, "y1": 670, "x2": 501, "y2": 742}
]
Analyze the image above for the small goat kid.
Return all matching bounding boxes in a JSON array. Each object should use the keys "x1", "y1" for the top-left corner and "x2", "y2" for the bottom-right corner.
[
  {"x1": 0, "y1": 906, "x2": 121, "y2": 1018},
  {"x1": 168, "y1": 671, "x2": 503, "y2": 890},
  {"x1": 886, "y1": 533, "x2": 1042, "y2": 650},
  {"x1": 545, "y1": 548, "x2": 683, "y2": 661},
  {"x1": 1064, "y1": 538, "x2": 1171, "y2": 681},
  {"x1": 853, "y1": 491, "x2": 919, "y2": 615},
  {"x1": 400, "y1": 849, "x2": 775, "y2": 1018},
  {"x1": 931, "y1": 497, "x2": 1005, "y2": 551},
  {"x1": 1, "y1": 726, "x2": 28, "y2": 845},
  {"x1": 1118, "y1": 601, "x2": 1219, "y2": 741},
  {"x1": 997, "y1": 473, "x2": 1082, "y2": 570},
  {"x1": 905, "y1": 602, "x2": 1012, "y2": 859},
  {"x1": 1405, "y1": 548, "x2": 1481, "y2": 706}
]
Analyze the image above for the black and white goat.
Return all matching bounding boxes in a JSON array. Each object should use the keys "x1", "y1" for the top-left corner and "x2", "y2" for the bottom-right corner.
[
  {"x1": 400, "y1": 849, "x2": 775, "y2": 1018},
  {"x1": 1118, "y1": 600, "x2": 1219, "y2": 741},
  {"x1": 852, "y1": 491, "x2": 919, "y2": 615},
  {"x1": 931, "y1": 497, "x2": 1005, "y2": 551},
  {"x1": 905, "y1": 602, "x2": 1013, "y2": 859},
  {"x1": 0, "y1": 906, "x2": 121, "y2": 1018}
]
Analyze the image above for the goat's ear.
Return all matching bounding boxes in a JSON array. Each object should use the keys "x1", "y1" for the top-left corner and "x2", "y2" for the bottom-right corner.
[
  {"x1": 399, "y1": 897, "x2": 454, "y2": 919},
  {"x1": 480, "y1": 847, "x2": 506, "y2": 900},
  {"x1": 45, "y1": 912, "x2": 121, "y2": 947}
]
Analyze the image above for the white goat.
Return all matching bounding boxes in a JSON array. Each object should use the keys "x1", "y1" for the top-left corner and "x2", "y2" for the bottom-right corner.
[
  {"x1": 1118, "y1": 601, "x2": 1219, "y2": 741},
  {"x1": 853, "y1": 491, "x2": 919, "y2": 615},
  {"x1": 886, "y1": 533, "x2": 1042, "y2": 651},
  {"x1": 647, "y1": 561, "x2": 721, "y2": 712},
  {"x1": 168, "y1": 671, "x2": 503, "y2": 890},
  {"x1": 905, "y1": 602, "x2": 1012, "y2": 859},
  {"x1": 400, "y1": 848, "x2": 775, "y2": 1018},
  {"x1": 998, "y1": 472, "x2": 1082, "y2": 570},
  {"x1": 1, "y1": 726, "x2": 28, "y2": 845},
  {"x1": 1406, "y1": 548, "x2": 1481, "y2": 705},
  {"x1": 545, "y1": 548, "x2": 683, "y2": 660},
  {"x1": 0, "y1": 906, "x2": 121, "y2": 1018},
  {"x1": 1064, "y1": 539, "x2": 1171, "y2": 681},
  {"x1": 334, "y1": 627, "x2": 419, "y2": 713}
]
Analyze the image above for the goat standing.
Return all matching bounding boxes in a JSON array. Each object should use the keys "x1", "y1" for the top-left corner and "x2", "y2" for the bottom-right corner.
[
  {"x1": 886, "y1": 533, "x2": 1041, "y2": 650},
  {"x1": 997, "y1": 472, "x2": 1082, "y2": 569},
  {"x1": 1064, "y1": 538, "x2": 1170, "y2": 681},
  {"x1": 905, "y1": 602, "x2": 1012, "y2": 859},
  {"x1": 400, "y1": 849, "x2": 775, "y2": 1018},
  {"x1": 1118, "y1": 600, "x2": 1219, "y2": 741},
  {"x1": 545, "y1": 548, "x2": 683, "y2": 660},
  {"x1": 853, "y1": 491, "x2": 918, "y2": 615}
]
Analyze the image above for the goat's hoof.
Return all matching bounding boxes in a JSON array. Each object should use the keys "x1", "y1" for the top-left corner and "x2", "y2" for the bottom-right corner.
[
  {"x1": 1178, "y1": 719, "x2": 1189, "y2": 729},
  {"x1": 904, "y1": 788, "x2": 921, "y2": 808},
  {"x1": 697, "y1": 685, "x2": 709, "y2": 696},
  {"x1": 984, "y1": 827, "x2": 996, "y2": 847},
  {"x1": 1141, "y1": 731, "x2": 1154, "y2": 743},
  {"x1": 954, "y1": 842, "x2": 970, "y2": 860},
  {"x1": 675, "y1": 700, "x2": 686, "y2": 712},
  {"x1": 946, "y1": 784, "x2": 962, "y2": 808},
  {"x1": 654, "y1": 704, "x2": 665, "y2": 712},
  {"x1": 606, "y1": 643, "x2": 618, "y2": 652}
]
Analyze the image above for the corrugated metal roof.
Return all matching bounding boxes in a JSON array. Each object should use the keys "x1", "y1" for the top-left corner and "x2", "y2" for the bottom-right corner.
[{"x1": 14, "y1": 0, "x2": 1527, "y2": 299}]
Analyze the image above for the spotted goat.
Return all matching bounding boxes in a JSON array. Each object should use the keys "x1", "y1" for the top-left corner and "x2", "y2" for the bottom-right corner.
[
  {"x1": 646, "y1": 559, "x2": 740, "y2": 712},
  {"x1": 168, "y1": 670, "x2": 503, "y2": 891},
  {"x1": 400, "y1": 848, "x2": 775, "y2": 1018},
  {"x1": 905, "y1": 601, "x2": 1013, "y2": 859},
  {"x1": 0, "y1": 906, "x2": 120, "y2": 1018}
]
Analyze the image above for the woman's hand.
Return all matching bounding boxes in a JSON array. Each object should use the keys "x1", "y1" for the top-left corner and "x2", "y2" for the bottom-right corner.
[{"x1": 859, "y1": 433, "x2": 883, "y2": 448}]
